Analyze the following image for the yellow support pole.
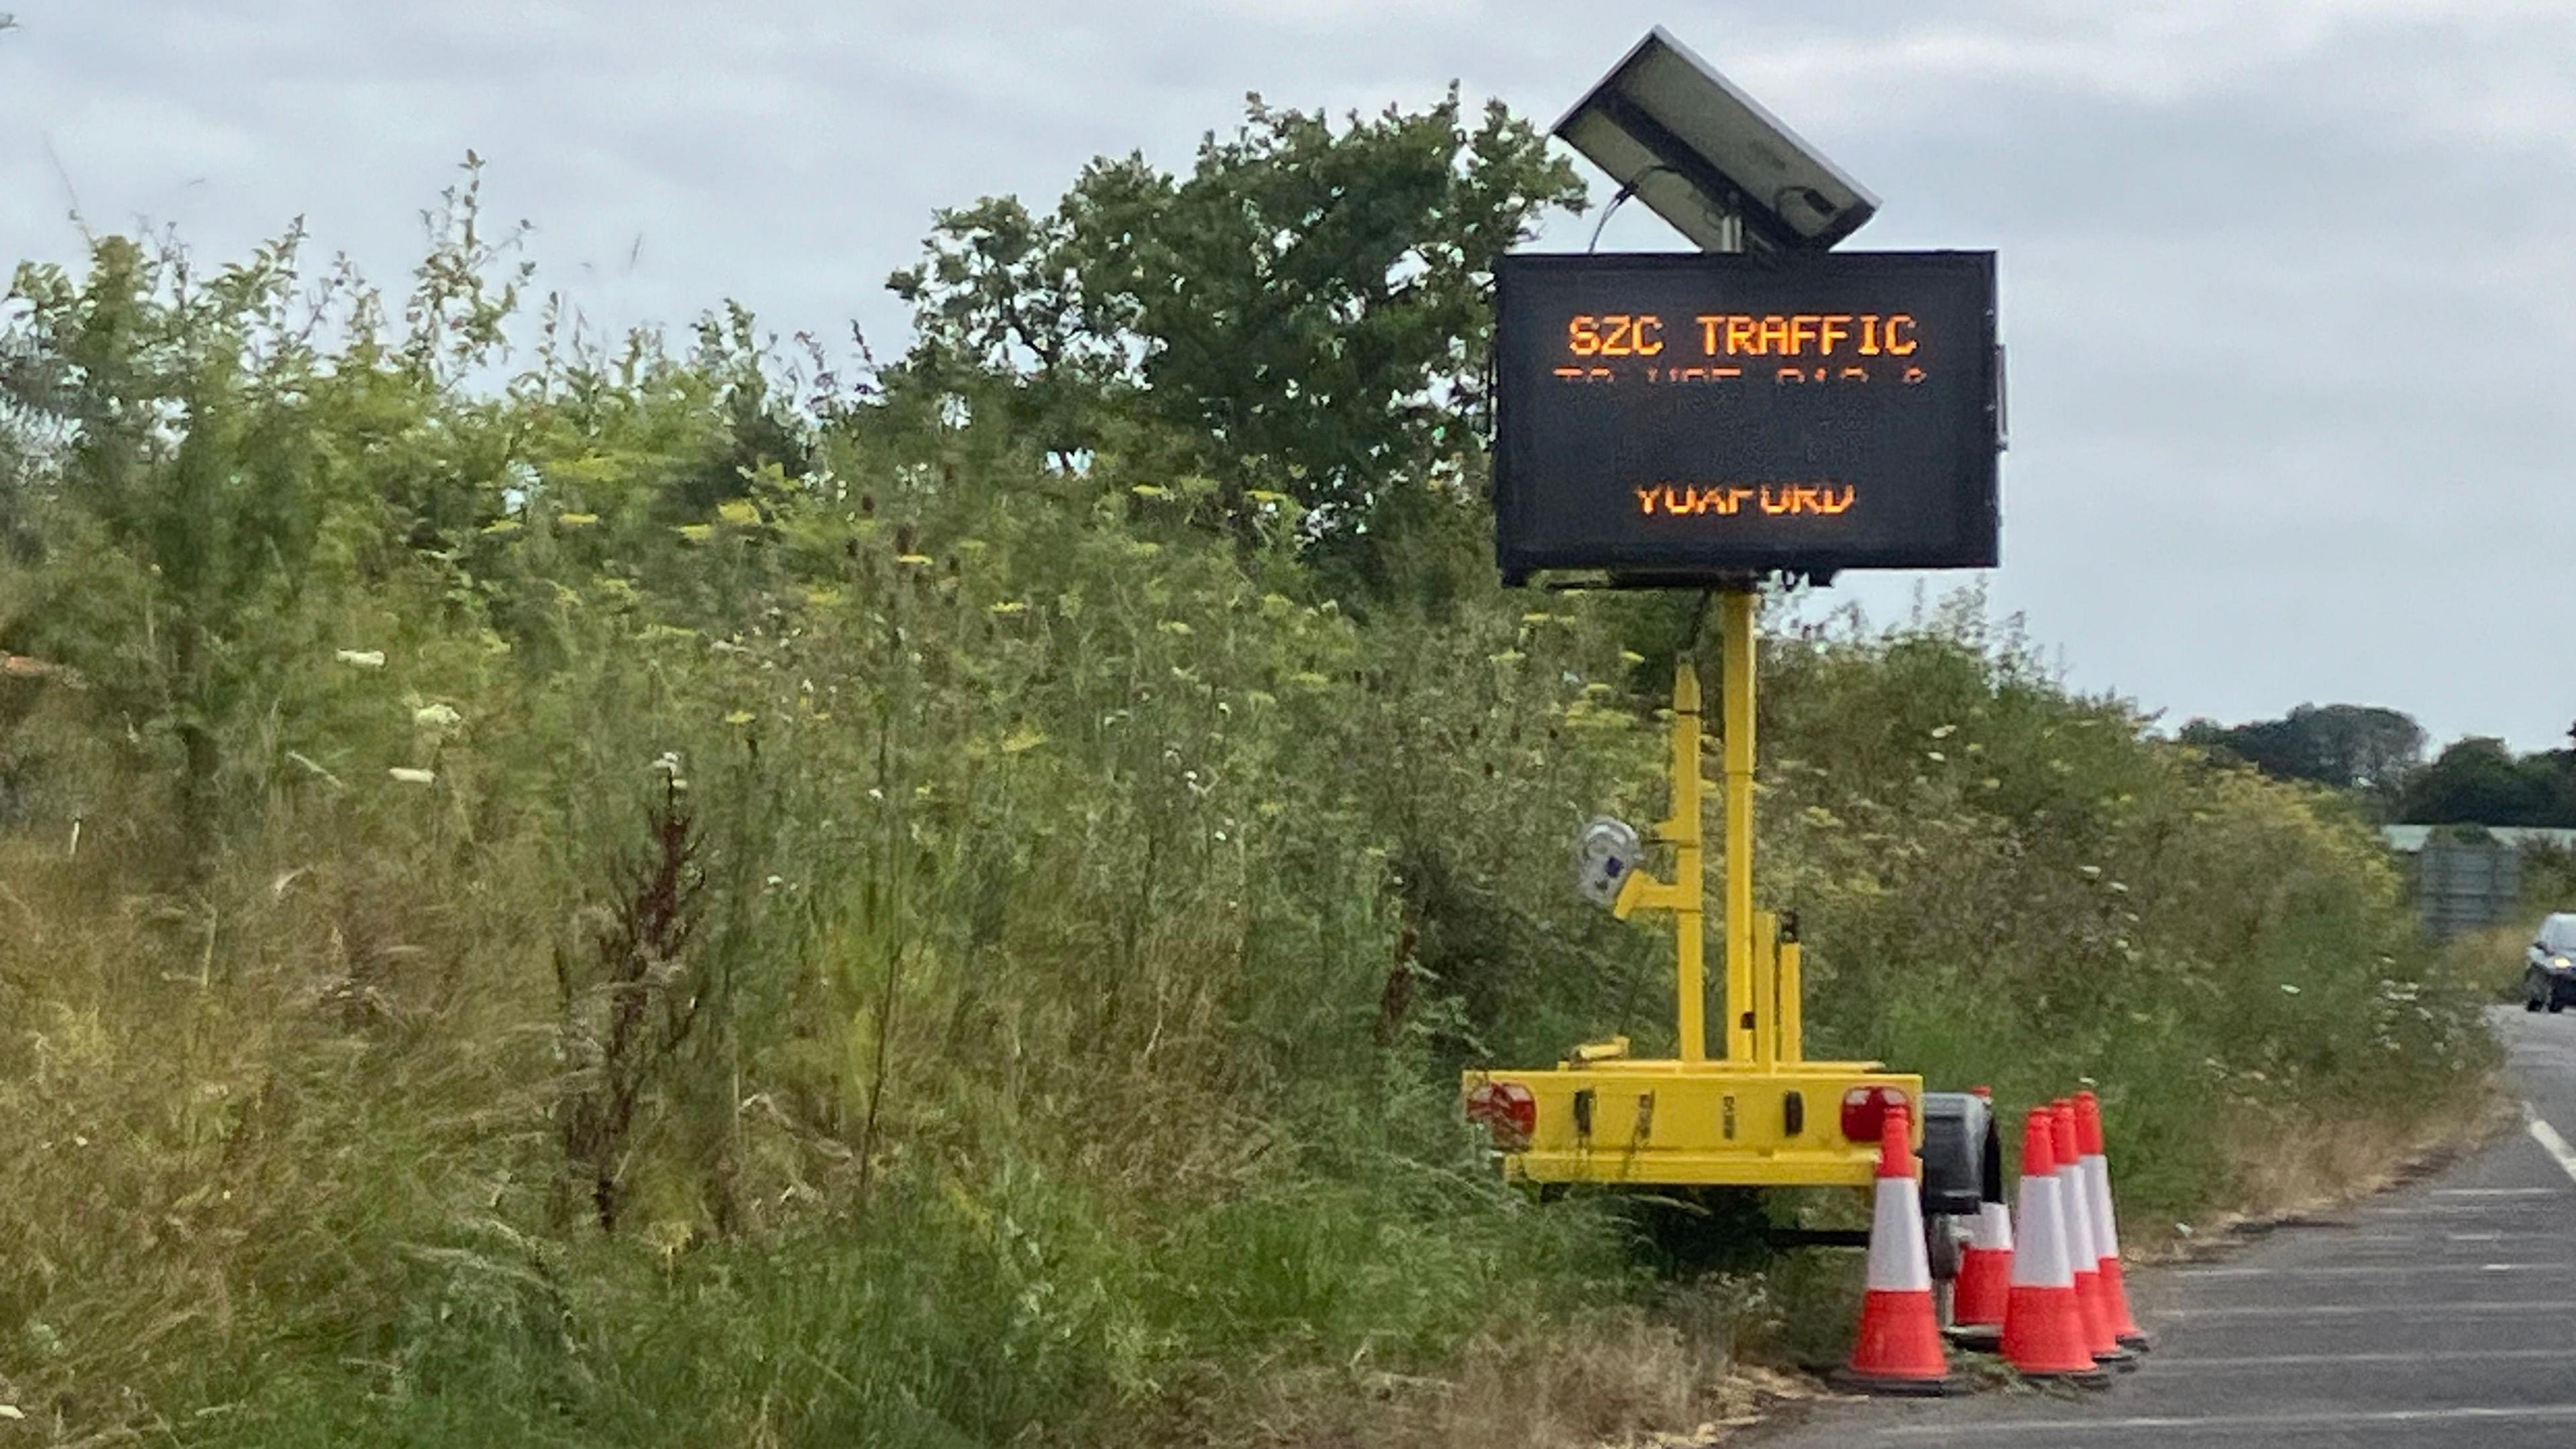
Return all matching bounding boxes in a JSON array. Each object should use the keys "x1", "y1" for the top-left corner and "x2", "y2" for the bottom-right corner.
[
  {"x1": 1778, "y1": 928, "x2": 1805, "y2": 1065},
  {"x1": 1751, "y1": 910, "x2": 1777, "y2": 1069},
  {"x1": 1720, "y1": 589, "x2": 1757, "y2": 1065},
  {"x1": 1667, "y1": 661, "x2": 1707, "y2": 1063}
]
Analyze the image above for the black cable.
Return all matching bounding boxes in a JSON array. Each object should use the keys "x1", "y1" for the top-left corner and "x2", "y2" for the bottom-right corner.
[
  {"x1": 1680, "y1": 586, "x2": 1717, "y2": 656},
  {"x1": 1586, "y1": 166, "x2": 1679, "y2": 253}
]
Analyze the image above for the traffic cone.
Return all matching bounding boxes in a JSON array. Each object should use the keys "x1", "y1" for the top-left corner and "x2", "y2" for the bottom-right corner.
[
  {"x1": 1999, "y1": 1107, "x2": 2109, "y2": 1385},
  {"x1": 2078, "y1": 1091, "x2": 2151, "y2": 1351},
  {"x1": 1949, "y1": 1089, "x2": 2012, "y2": 1348},
  {"x1": 1834, "y1": 1102, "x2": 1959, "y2": 1395},
  {"x1": 2054, "y1": 1099, "x2": 2136, "y2": 1371}
]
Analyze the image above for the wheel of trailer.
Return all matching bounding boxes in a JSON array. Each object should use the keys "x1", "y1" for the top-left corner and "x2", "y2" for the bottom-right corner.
[{"x1": 1916, "y1": 1090, "x2": 1998, "y2": 1298}]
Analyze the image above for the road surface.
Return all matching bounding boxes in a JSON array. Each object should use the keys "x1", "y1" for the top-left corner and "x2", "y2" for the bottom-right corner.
[{"x1": 1758, "y1": 1005, "x2": 2576, "y2": 1447}]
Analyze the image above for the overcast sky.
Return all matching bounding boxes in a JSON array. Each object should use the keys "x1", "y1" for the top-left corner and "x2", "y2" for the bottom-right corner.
[{"x1": 5, "y1": 1, "x2": 2571, "y2": 751}]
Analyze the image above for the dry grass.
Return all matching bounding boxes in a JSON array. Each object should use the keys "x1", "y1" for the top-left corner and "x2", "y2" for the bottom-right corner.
[
  {"x1": 2440, "y1": 924, "x2": 2534, "y2": 1002},
  {"x1": 0, "y1": 833, "x2": 551, "y2": 1432},
  {"x1": 2125, "y1": 1087, "x2": 2514, "y2": 1263},
  {"x1": 1188, "y1": 1307, "x2": 1823, "y2": 1449}
]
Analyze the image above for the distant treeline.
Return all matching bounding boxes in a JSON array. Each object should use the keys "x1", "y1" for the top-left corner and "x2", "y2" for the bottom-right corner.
[{"x1": 2181, "y1": 704, "x2": 2576, "y2": 826}]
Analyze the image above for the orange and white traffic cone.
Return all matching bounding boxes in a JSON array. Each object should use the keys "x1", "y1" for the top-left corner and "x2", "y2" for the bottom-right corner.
[
  {"x1": 2054, "y1": 1099, "x2": 2136, "y2": 1371},
  {"x1": 1999, "y1": 1107, "x2": 2109, "y2": 1385},
  {"x1": 1951, "y1": 1195, "x2": 2014, "y2": 1349},
  {"x1": 2078, "y1": 1090, "x2": 2151, "y2": 1352},
  {"x1": 1835, "y1": 1102, "x2": 1959, "y2": 1395},
  {"x1": 1948, "y1": 1087, "x2": 2012, "y2": 1348}
]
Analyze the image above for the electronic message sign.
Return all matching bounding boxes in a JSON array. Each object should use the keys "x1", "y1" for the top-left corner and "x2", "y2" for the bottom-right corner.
[{"x1": 1493, "y1": 250, "x2": 2000, "y2": 585}]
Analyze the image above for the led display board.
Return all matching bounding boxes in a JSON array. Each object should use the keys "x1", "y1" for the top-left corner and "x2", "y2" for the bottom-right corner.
[{"x1": 1493, "y1": 250, "x2": 2000, "y2": 585}]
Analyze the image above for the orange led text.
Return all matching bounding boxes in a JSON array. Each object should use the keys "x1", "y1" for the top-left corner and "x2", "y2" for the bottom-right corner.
[
  {"x1": 1689, "y1": 313, "x2": 1914, "y2": 358},
  {"x1": 1635, "y1": 484, "x2": 1858, "y2": 518},
  {"x1": 1566, "y1": 314, "x2": 1666, "y2": 357}
]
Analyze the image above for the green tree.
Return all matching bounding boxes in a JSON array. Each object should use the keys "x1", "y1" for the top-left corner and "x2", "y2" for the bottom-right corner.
[
  {"x1": 2180, "y1": 702, "x2": 2425, "y2": 792},
  {"x1": 2397, "y1": 736, "x2": 2571, "y2": 825},
  {"x1": 0, "y1": 166, "x2": 539, "y2": 853},
  {"x1": 3, "y1": 231, "x2": 364, "y2": 843},
  {"x1": 890, "y1": 89, "x2": 1585, "y2": 591},
  {"x1": 0, "y1": 280, "x2": 61, "y2": 558}
]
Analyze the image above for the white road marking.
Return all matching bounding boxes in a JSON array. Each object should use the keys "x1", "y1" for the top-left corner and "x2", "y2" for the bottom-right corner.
[
  {"x1": 1871, "y1": 1405, "x2": 2576, "y2": 1438},
  {"x1": 2330, "y1": 1231, "x2": 2521, "y2": 1244},
  {"x1": 2163, "y1": 1299, "x2": 2576, "y2": 1320},
  {"x1": 2359, "y1": 1203, "x2": 2566, "y2": 1217},
  {"x1": 2184, "y1": 1262, "x2": 2557, "y2": 1279},
  {"x1": 2523, "y1": 1102, "x2": 2576, "y2": 1185},
  {"x1": 2158, "y1": 1347, "x2": 2573, "y2": 1371}
]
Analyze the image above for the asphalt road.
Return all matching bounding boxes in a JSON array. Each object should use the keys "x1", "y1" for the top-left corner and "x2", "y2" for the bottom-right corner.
[{"x1": 1757, "y1": 1005, "x2": 2576, "y2": 1448}]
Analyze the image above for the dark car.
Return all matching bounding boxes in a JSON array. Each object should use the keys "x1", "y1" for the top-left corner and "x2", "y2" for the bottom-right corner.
[{"x1": 2523, "y1": 914, "x2": 2576, "y2": 1012}]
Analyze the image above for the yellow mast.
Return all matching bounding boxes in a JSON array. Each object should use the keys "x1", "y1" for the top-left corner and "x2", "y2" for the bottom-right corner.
[
  {"x1": 1720, "y1": 589, "x2": 1758, "y2": 1066},
  {"x1": 1617, "y1": 587, "x2": 1765, "y2": 1065},
  {"x1": 1666, "y1": 659, "x2": 1707, "y2": 1061}
]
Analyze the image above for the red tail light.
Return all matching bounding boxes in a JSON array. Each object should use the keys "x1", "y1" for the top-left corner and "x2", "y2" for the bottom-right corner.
[
  {"x1": 1464, "y1": 1081, "x2": 1538, "y2": 1151},
  {"x1": 1841, "y1": 1085, "x2": 1910, "y2": 1144}
]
